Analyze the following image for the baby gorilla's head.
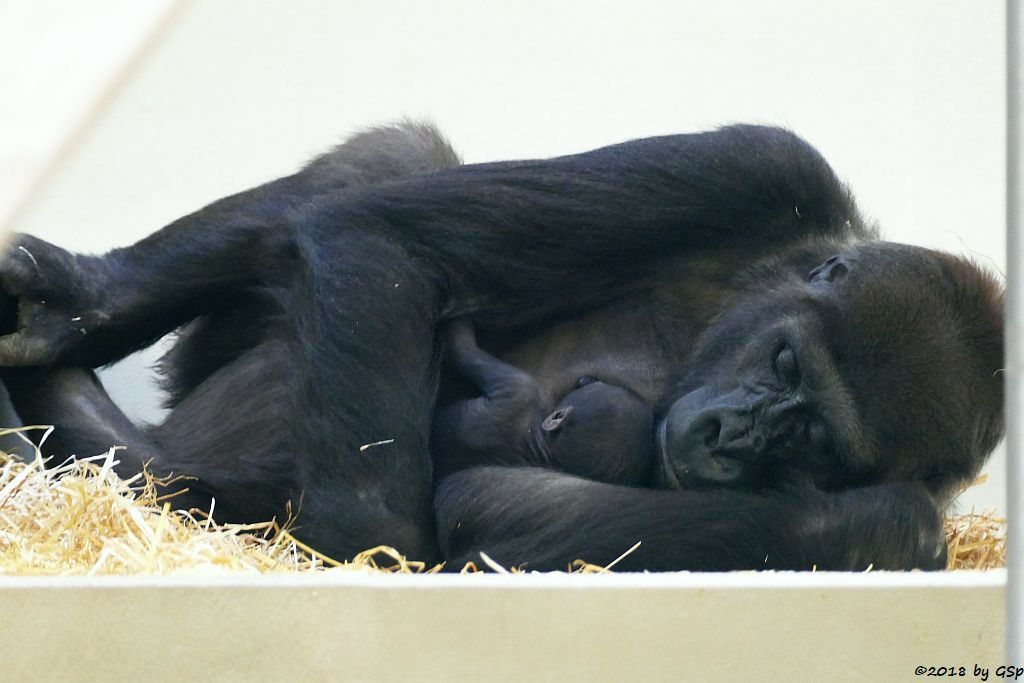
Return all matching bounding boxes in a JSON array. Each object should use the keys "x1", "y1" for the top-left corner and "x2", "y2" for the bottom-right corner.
[{"x1": 540, "y1": 380, "x2": 656, "y2": 486}]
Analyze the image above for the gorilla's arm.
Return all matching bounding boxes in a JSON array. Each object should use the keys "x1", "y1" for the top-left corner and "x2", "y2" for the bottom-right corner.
[
  {"x1": 435, "y1": 467, "x2": 947, "y2": 571},
  {"x1": 0, "y1": 125, "x2": 863, "y2": 368},
  {"x1": 432, "y1": 319, "x2": 548, "y2": 472},
  {"x1": 320, "y1": 124, "x2": 865, "y2": 327}
]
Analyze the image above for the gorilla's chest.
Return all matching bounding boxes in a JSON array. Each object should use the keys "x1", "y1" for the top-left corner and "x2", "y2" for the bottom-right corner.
[{"x1": 485, "y1": 293, "x2": 699, "y2": 410}]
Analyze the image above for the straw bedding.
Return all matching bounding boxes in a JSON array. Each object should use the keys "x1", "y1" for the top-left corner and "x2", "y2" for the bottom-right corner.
[{"x1": 0, "y1": 429, "x2": 1005, "y2": 575}]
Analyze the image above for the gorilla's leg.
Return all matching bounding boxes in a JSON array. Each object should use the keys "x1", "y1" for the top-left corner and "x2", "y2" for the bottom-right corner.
[
  {"x1": 0, "y1": 123, "x2": 461, "y2": 561},
  {"x1": 5, "y1": 286, "x2": 441, "y2": 563},
  {"x1": 260, "y1": 232, "x2": 444, "y2": 559},
  {"x1": 2, "y1": 366, "x2": 215, "y2": 511},
  {"x1": 4, "y1": 366, "x2": 159, "y2": 468},
  {"x1": 2, "y1": 242, "x2": 444, "y2": 560}
]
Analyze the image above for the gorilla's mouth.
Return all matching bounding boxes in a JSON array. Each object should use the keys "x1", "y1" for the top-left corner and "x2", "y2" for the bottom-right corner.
[{"x1": 656, "y1": 420, "x2": 684, "y2": 490}]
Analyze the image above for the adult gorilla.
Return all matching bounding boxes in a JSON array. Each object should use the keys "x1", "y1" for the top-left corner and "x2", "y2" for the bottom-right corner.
[{"x1": 0, "y1": 122, "x2": 1003, "y2": 571}]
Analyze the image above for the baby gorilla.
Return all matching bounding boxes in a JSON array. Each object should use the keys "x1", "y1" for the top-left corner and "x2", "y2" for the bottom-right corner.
[{"x1": 432, "y1": 320, "x2": 655, "y2": 485}]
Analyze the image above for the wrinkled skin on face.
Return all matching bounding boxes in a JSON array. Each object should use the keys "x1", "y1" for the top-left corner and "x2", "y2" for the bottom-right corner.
[{"x1": 655, "y1": 243, "x2": 1004, "y2": 501}]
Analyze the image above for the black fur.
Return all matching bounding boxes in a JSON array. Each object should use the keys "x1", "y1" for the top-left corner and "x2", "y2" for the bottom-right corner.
[
  {"x1": 0, "y1": 122, "x2": 1003, "y2": 570},
  {"x1": 432, "y1": 318, "x2": 654, "y2": 485}
]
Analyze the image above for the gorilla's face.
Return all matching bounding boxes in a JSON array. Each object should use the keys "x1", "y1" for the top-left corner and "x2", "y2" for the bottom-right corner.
[{"x1": 655, "y1": 243, "x2": 1004, "y2": 499}]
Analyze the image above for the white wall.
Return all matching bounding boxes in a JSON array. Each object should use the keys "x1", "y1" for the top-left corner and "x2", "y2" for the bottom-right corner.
[
  {"x1": 11, "y1": 0, "x2": 1007, "y2": 510},
  {"x1": 0, "y1": 573, "x2": 1007, "y2": 682}
]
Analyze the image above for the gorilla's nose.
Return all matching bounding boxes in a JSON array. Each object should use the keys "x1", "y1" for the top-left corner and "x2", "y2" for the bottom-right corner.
[
  {"x1": 715, "y1": 416, "x2": 767, "y2": 456},
  {"x1": 693, "y1": 409, "x2": 766, "y2": 459},
  {"x1": 660, "y1": 399, "x2": 766, "y2": 486}
]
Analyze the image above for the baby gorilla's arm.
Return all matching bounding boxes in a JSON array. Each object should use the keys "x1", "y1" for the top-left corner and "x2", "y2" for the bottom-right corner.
[
  {"x1": 431, "y1": 320, "x2": 549, "y2": 476},
  {"x1": 432, "y1": 321, "x2": 656, "y2": 487}
]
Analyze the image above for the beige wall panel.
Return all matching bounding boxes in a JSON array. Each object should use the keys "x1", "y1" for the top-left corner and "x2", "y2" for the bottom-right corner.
[{"x1": 0, "y1": 572, "x2": 1006, "y2": 682}]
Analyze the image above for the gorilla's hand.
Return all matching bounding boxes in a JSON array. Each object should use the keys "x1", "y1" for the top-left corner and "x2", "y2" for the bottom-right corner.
[
  {"x1": 814, "y1": 482, "x2": 947, "y2": 571},
  {"x1": 0, "y1": 234, "x2": 113, "y2": 366}
]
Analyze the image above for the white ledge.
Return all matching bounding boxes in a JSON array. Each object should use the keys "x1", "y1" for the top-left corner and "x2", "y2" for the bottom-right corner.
[{"x1": 0, "y1": 567, "x2": 1007, "y2": 590}]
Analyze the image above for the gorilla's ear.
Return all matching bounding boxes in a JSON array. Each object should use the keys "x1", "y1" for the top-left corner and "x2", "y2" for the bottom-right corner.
[
  {"x1": 542, "y1": 406, "x2": 574, "y2": 432},
  {"x1": 808, "y1": 255, "x2": 851, "y2": 284}
]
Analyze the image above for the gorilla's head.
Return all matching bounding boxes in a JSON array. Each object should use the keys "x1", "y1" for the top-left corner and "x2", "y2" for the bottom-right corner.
[
  {"x1": 539, "y1": 379, "x2": 655, "y2": 486},
  {"x1": 656, "y1": 241, "x2": 1004, "y2": 502}
]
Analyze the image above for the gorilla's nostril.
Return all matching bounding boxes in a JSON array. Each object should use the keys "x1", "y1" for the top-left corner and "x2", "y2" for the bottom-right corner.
[{"x1": 703, "y1": 419, "x2": 721, "y2": 448}]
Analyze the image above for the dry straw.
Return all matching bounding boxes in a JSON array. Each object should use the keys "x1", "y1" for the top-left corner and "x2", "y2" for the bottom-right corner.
[
  {"x1": 945, "y1": 510, "x2": 1006, "y2": 571},
  {"x1": 0, "y1": 428, "x2": 1004, "y2": 575}
]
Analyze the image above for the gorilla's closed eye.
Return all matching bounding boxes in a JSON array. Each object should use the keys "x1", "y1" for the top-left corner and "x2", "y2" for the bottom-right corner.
[{"x1": 773, "y1": 345, "x2": 800, "y2": 386}]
